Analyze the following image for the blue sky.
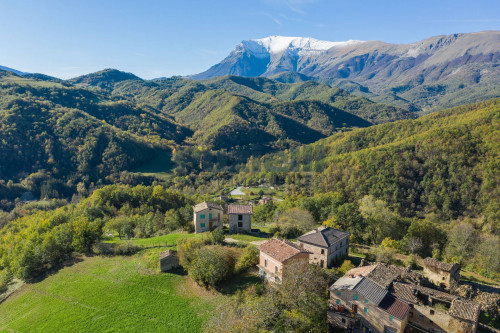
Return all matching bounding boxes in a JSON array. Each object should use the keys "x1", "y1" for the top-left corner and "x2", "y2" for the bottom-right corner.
[{"x1": 1, "y1": 0, "x2": 499, "y2": 79}]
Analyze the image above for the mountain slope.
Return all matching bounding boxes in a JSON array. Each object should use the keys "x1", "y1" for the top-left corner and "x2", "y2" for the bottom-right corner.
[
  {"x1": 0, "y1": 72, "x2": 190, "y2": 199},
  {"x1": 194, "y1": 31, "x2": 500, "y2": 112},
  {"x1": 202, "y1": 75, "x2": 414, "y2": 123},
  {"x1": 234, "y1": 98, "x2": 500, "y2": 227}
]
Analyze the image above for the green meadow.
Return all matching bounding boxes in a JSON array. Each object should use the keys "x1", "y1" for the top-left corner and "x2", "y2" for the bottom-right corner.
[{"x1": 0, "y1": 253, "x2": 223, "y2": 332}]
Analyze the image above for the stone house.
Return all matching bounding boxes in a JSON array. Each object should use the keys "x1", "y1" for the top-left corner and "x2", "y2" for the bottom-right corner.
[
  {"x1": 257, "y1": 238, "x2": 311, "y2": 284},
  {"x1": 227, "y1": 204, "x2": 253, "y2": 233},
  {"x1": 329, "y1": 274, "x2": 410, "y2": 333},
  {"x1": 259, "y1": 196, "x2": 272, "y2": 205},
  {"x1": 423, "y1": 257, "x2": 460, "y2": 289},
  {"x1": 159, "y1": 250, "x2": 179, "y2": 272},
  {"x1": 329, "y1": 263, "x2": 481, "y2": 333},
  {"x1": 193, "y1": 201, "x2": 223, "y2": 233},
  {"x1": 297, "y1": 226, "x2": 350, "y2": 268},
  {"x1": 393, "y1": 282, "x2": 480, "y2": 333}
]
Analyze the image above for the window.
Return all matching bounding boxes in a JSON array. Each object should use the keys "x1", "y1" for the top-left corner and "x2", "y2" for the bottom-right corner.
[
  {"x1": 238, "y1": 214, "x2": 243, "y2": 221},
  {"x1": 238, "y1": 222, "x2": 243, "y2": 228},
  {"x1": 390, "y1": 315, "x2": 394, "y2": 322},
  {"x1": 200, "y1": 223, "x2": 205, "y2": 228},
  {"x1": 209, "y1": 213, "x2": 212, "y2": 219},
  {"x1": 275, "y1": 266, "x2": 279, "y2": 274},
  {"x1": 321, "y1": 249, "x2": 325, "y2": 254},
  {"x1": 353, "y1": 294, "x2": 358, "y2": 300},
  {"x1": 337, "y1": 291, "x2": 341, "y2": 296},
  {"x1": 442, "y1": 277, "x2": 445, "y2": 280},
  {"x1": 430, "y1": 309, "x2": 435, "y2": 315},
  {"x1": 364, "y1": 307, "x2": 368, "y2": 313},
  {"x1": 264, "y1": 259, "x2": 267, "y2": 267},
  {"x1": 336, "y1": 299, "x2": 340, "y2": 305},
  {"x1": 200, "y1": 214, "x2": 205, "y2": 219},
  {"x1": 364, "y1": 299, "x2": 369, "y2": 304}
]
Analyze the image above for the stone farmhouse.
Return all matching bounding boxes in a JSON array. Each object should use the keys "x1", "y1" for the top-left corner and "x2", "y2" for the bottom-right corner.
[
  {"x1": 193, "y1": 201, "x2": 223, "y2": 233},
  {"x1": 423, "y1": 257, "x2": 460, "y2": 290},
  {"x1": 393, "y1": 282, "x2": 480, "y2": 333},
  {"x1": 297, "y1": 226, "x2": 350, "y2": 268},
  {"x1": 257, "y1": 238, "x2": 311, "y2": 284},
  {"x1": 329, "y1": 263, "x2": 480, "y2": 333},
  {"x1": 227, "y1": 204, "x2": 253, "y2": 233},
  {"x1": 159, "y1": 250, "x2": 179, "y2": 272}
]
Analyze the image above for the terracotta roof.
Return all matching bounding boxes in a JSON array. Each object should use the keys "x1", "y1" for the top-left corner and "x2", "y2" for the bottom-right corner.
[
  {"x1": 450, "y1": 299, "x2": 481, "y2": 322},
  {"x1": 354, "y1": 277, "x2": 389, "y2": 305},
  {"x1": 258, "y1": 238, "x2": 311, "y2": 263},
  {"x1": 392, "y1": 282, "x2": 480, "y2": 322},
  {"x1": 423, "y1": 257, "x2": 459, "y2": 272},
  {"x1": 297, "y1": 227, "x2": 349, "y2": 248},
  {"x1": 193, "y1": 201, "x2": 223, "y2": 212},
  {"x1": 227, "y1": 204, "x2": 253, "y2": 214},
  {"x1": 379, "y1": 294, "x2": 410, "y2": 320},
  {"x1": 346, "y1": 264, "x2": 401, "y2": 289},
  {"x1": 392, "y1": 282, "x2": 455, "y2": 303},
  {"x1": 366, "y1": 264, "x2": 403, "y2": 289},
  {"x1": 159, "y1": 250, "x2": 177, "y2": 260},
  {"x1": 345, "y1": 264, "x2": 378, "y2": 278}
]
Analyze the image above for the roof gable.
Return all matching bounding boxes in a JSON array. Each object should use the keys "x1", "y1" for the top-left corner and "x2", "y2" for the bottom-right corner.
[
  {"x1": 193, "y1": 201, "x2": 223, "y2": 212},
  {"x1": 258, "y1": 238, "x2": 311, "y2": 263},
  {"x1": 227, "y1": 204, "x2": 253, "y2": 214},
  {"x1": 297, "y1": 227, "x2": 349, "y2": 248}
]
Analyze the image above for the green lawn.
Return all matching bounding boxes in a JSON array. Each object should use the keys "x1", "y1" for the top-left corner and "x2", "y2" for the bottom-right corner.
[
  {"x1": 0, "y1": 252, "x2": 221, "y2": 332},
  {"x1": 227, "y1": 234, "x2": 269, "y2": 243},
  {"x1": 103, "y1": 232, "x2": 208, "y2": 249}
]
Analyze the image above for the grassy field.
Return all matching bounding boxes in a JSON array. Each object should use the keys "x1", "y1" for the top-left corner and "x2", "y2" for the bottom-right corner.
[
  {"x1": 0, "y1": 251, "x2": 228, "y2": 332},
  {"x1": 226, "y1": 233, "x2": 269, "y2": 243},
  {"x1": 103, "y1": 232, "x2": 208, "y2": 249}
]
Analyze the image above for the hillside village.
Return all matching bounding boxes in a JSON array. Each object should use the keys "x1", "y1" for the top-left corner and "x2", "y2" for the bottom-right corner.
[{"x1": 155, "y1": 199, "x2": 496, "y2": 333}]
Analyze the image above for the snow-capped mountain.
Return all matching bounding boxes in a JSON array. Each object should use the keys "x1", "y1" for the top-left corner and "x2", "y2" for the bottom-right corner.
[
  {"x1": 239, "y1": 36, "x2": 364, "y2": 58},
  {"x1": 191, "y1": 32, "x2": 500, "y2": 111},
  {"x1": 192, "y1": 36, "x2": 365, "y2": 79}
]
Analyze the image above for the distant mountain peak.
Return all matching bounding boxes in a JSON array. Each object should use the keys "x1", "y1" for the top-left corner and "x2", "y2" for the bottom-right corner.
[{"x1": 240, "y1": 36, "x2": 365, "y2": 56}]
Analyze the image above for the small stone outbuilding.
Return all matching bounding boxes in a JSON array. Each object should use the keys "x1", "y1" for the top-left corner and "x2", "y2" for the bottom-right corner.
[
  {"x1": 423, "y1": 257, "x2": 460, "y2": 289},
  {"x1": 159, "y1": 250, "x2": 179, "y2": 272}
]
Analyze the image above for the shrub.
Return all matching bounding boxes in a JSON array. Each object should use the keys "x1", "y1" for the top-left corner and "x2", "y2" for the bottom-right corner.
[
  {"x1": 235, "y1": 246, "x2": 259, "y2": 273},
  {"x1": 375, "y1": 246, "x2": 395, "y2": 264},
  {"x1": 177, "y1": 238, "x2": 206, "y2": 270},
  {"x1": 338, "y1": 260, "x2": 355, "y2": 275},
  {"x1": 92, "y1": 242, "x2": 114, "y2": 255},
  {"x1": 210, "y1": 228, "x2": 225, "y2": 245},
  {"x1": 189, "y1": 246, "x2": 235, "y2": 287},
  {"x1": 114, "y1": 241, "x2": 141, "y2": 255},
  {"x1": 0, "y1": 268, "x2": 13, "y2": 292},
  {"x1": 404, "y1": 254, "x2": 419, "y2": 269}
]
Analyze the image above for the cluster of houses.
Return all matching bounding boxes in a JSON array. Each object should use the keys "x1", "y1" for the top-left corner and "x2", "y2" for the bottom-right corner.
[
  {"x1": 192, "y1": 201, "x2": 254, "y2": 234},
  {"x1": 159, "y1": 200, "x2": 482, "y2": 333}
]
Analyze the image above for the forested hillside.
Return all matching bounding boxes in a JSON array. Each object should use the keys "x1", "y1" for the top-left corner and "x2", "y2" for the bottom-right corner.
[
  {"x1": 0, "y1": 69, "x2": 390, "y2": 205},
  {"x1": 234, "y1": 99, "x2": 500, "y2": 230}
]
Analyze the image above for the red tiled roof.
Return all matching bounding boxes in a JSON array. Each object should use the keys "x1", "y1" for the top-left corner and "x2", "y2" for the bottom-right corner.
[
  {"x1": 258, "y1": 238, "x2": 311, "y2": 263},
  {"x1": 193, "y1": 201, "x2": 223, "y2": 212},
  {"x1": 227, "y1": 204, "x2": 253, "y2": 214},
  {"x1": 379, "y1": 295, "x2": 410, "y2": 321}
]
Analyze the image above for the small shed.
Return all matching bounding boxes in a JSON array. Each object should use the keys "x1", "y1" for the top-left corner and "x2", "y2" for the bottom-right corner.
[
  {"x1": 423, "y1": 257, "x2": 460, "y2": 289},
  {"x1": 159, "y1": 250, "x2": 179, "y2": 272}
]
